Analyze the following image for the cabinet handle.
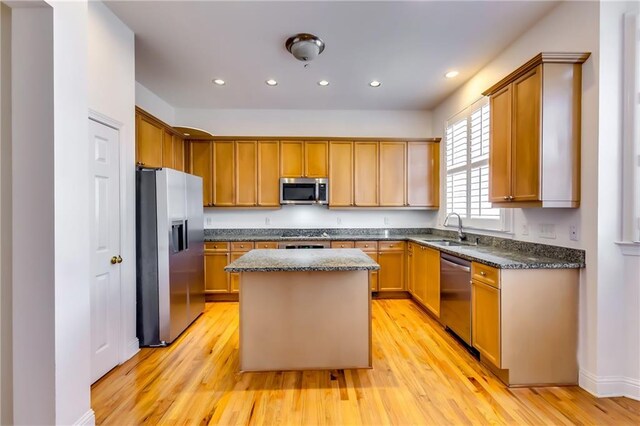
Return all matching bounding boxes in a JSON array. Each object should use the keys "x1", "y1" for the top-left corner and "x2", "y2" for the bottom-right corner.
[
  {"x1": 509, "y1": 195, "x2": 515, "y2": 201},
  {"x1": 480, "y1": 271, "x2": 487, "y2": 276},
  {"x1": 503, "y1": 196, "x2": 509, "y2": 200}
]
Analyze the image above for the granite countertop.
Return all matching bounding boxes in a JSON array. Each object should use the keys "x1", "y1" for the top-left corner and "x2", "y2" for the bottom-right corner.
[
  {"x1": 206, "y1": 228, "x2": 585, "y2": 270},
  {"x1": 224, "y1": 249, "x2": 380, "y2": 273}
]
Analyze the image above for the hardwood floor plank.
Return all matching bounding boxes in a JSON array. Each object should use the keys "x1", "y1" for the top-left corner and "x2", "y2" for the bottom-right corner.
[{"x1": 92, "y1": 300, "x2": 640, "y2": 425}]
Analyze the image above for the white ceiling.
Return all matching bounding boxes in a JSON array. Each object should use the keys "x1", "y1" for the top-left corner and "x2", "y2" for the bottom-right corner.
[{"x1": 106, "y1": 0, "x2": 558, "y2": 111}]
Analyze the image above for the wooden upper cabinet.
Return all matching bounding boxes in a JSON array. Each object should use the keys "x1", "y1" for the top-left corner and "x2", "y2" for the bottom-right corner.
[
  {"x1": 329, "y1": 141, "x2": 353, "y2": 207},
  {"x1": 354, "y1": 142, "x2": 379, "y2": 206},
  {"x1": 213, "y1": 141, "x2": 235, "y2": 206},
  {"x1": 483, "y1": 52, "x2": 589, "y2": 208},
  {"x1": 173, "y1": 136, "x2": 185, "y2": 172},
  {"x1": 162, "y1": 129, "x2": 174, "y2": 168},
  {"x1": 379, "y1": 142, "x2": 406, "y2": 206},
  {"x1": 511, "y1": 67, "x2": 541, "y2": 202},
  {"x1": 489, "y1": 85, "x2": 512, "y2": 202},
  {"x1": 280, "y1": 141, "x2": 304, "y2": 177},
  {"x1": 407, "y1": 141, "x2": 439, "y2": 207},
  {"x1": 136, "y1": 114, "x2": 163, "y2": 168},
  {"x1": 189, "y1": 141, "x2": 213, "y2": 206},
  {"x1": 235, "y1": 141, "x2": 257, "y2": 206},
  {"x1": 257, "y1": 141, "x2": 280, "y2": 207},
  {"x1": 305, "y1": 141, "x2": 328, "y2": 177}
]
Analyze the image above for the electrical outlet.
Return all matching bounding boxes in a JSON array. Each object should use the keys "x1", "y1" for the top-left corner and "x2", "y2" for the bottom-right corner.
[
  {"x1": 538, "y1": 223, "x2": 557, "y2": 239},
  {"x1": 521, "y1": 223, "x2": 529, "y2": 236},
  {"x1": 337, "y1": 217, "x2": 342, "y2": 225},
  {"x1": 205, "y1": 217, "x2": 213, "y2": 227},
  {"x1": 265, "y1": 217, "x2": 270, "y2": 226},
  {"x1": 569, "y1": 225, "x2": 579, "y2": 241},
  {"x1": 384, "y1": 217, "x2": 390, "y2": 225}
]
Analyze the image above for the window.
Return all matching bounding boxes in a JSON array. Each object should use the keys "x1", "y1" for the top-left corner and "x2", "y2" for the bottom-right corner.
[{"x1": 445, "y1": 98, "x2": 510, "y2": 231}]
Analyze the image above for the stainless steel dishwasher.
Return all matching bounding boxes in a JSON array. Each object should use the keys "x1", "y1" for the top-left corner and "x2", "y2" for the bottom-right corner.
[{"x1": 440, "y1": 253, "x2": 472, "y2": 346}]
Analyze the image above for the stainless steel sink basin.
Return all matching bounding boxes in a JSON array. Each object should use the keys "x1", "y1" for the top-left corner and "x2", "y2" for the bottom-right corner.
[{"x1": 427, "y1": 239, "x2": 477, "y2": 247}]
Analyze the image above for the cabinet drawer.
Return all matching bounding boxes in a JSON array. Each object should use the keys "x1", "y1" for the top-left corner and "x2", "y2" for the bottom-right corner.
[
  {"x1": 205, "y1": 242, "x2": 230, "y2": 252},
  {"x1": 355, "y1": 241, "x2": 378, "y2": 251},
  {"x1": 331, "y1": 241, "x2": 355, "y2": 249},
  {"x1": 230, "y1": 241, "x2": 254, "y2": 252},
  {"x1": 472, "y1": 262, "x2": 500, "y2": 288},
  {"x1": 378, "y1": 241, "x2": 405, "y2": 252},
  {"x1": 255, "y1": 241, "x2": 278, "y2": 249}
]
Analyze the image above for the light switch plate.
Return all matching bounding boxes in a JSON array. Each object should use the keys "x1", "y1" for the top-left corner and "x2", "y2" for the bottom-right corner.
[
  {"x1": 384, "y1": 217, "x2": 390, "y2": 225},
  {"x1": 337, "y1": 217, "x2": 342, "y2": 225},
  {"x1": 265, "y1": 217, "x2": 271, "y2": 225},
  {"x1": 205, "y1": 217, "x2": 213, "y2": 227},
  {"x1": 521, "y1": 223, "x2": 529, "y2": 236},
  {"x1": 569, "y1": 225, "x2": 579, "y2": 241},
  {"x1": 538, "y1": 223, "x2": 557, "y2": 239}
]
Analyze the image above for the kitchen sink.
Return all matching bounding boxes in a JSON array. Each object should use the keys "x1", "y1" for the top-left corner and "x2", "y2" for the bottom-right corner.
[{"x1": 427, "y1": 239, "x2": 477, "y2": 247}]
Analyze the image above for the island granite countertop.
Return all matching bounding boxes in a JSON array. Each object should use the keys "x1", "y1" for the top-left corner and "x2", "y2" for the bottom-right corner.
[{"x1": 224, "y1": 249, "x2": 380, "y2": 273}]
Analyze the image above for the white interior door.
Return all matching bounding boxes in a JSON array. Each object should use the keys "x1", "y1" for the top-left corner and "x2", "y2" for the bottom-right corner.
[{"x1": 89, "y1": 118, "x2": 121, "y2": 383}]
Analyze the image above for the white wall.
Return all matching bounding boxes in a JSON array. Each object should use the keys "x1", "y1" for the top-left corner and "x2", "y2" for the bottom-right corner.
[
  {"x1": 11, "y1": 6, "x2": 56, "y2": 424},
  {"x1": 431, "y1": 0, "x2": 639, "y2": 399},
  {"x1": 0, "y1": 4, "x2": 11, "y2": 424},
  {"x1": 175, "y1": 108, "x2": 433, "y2": 138},
  {"x1": 88, "y1": 0, "x2": 139, "y2": 366},
  {"x1": 136, "y1": 81, "x2": 175, "y2": 125},
  {"x1": 205, "y1": 206, "x2": 434, "y2": 230}
]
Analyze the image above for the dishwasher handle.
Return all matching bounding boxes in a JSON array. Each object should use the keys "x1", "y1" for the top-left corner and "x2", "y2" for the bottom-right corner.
[{"x1": 441, "y1": 257, "x2": 471, "y2": 272}]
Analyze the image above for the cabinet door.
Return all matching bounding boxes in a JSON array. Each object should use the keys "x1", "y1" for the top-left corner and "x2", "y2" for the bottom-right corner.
[
  {"x1": 136, "y1": 114, "x2": 163, "y2": 168},
  {"x1": 413, "y1": 246, "x2": 427, "y2": 304},
  {"x1": 378, "y1": 251, "x2": 405, "y2": 291},
  {"x1": 280, "y1": 141, "x2": 304, "y2": 177},
  {"x1": 189, "y1": 141, "x2": 213, "y2": 206},
  {"x1": 162, "y1": 130, "x2": 174, "y2": 168},
  {"x1": 363, "y1": 251, "x2": 379, "y2": 292},
  {"x1": 472, "y1": 280, "x2": 501, "y2": 367},
  {"x1": 328, "y1": 141, "x2": 353, "y2": 207},
  {"x1": 407, "y1": 244, "x2": 415, "y2": 295},
  {"x1": 423, "y1": 246, "x2": 441, "y2": 317},
  {"x1": 173, "y1": 136, "x2": 185, "y2": 172},
  {"x1": 489, "y1": 85, "x2": 512, "y2": 202},
  {"x1": 379, "y1": 142, "x2": 406, "y2": 206},
  {"x1": 407, "y1": 142, "x2": 439, "y2": 207},
  {"x1": 213, "y1": 141, "x2": 235, "y2": 206},
  {"x1": 512, "y1": 66, "x2": 541, "y2": 202},
  {"x1": 257, "y1": 141, "x2": 280, "y2": 206},
  {"x1": 354, "y1": 142, "x2": 379, "y2": 206},
  {"x1": 304, "y1": 141, "x2": 328, "y2": 177},
  {"x1": 229, "y1": 252, "x2": 243, "y2": 293},
  {"x1": 205, "y1": 252, "x2": 230, "y2": 293},
  {"x1": 235, "y1": 141, "x2": 257, "y2": 207}
]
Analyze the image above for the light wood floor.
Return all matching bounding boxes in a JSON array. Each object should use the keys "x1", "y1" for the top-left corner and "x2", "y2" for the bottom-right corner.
[{"x1": 92, "y1": 300, "x2": 640, "y2": 425}]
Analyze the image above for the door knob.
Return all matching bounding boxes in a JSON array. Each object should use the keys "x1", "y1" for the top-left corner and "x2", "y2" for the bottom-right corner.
[
  {"x1": 110, "y1": 256, "x2": 118, "y2": 264},
  {"x1": 117, "y1": 255, "x2": 123, "y2": 264}
]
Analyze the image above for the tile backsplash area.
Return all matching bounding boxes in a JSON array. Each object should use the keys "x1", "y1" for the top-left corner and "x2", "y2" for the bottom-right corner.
[{"x1": 204, "y1": 205, "x2": 438, "y2": 229}]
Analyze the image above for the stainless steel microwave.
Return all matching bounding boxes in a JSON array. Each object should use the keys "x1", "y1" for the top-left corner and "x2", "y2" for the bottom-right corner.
[{"x1": 280, "y1": 178, "x2": 329, "y2": 205}]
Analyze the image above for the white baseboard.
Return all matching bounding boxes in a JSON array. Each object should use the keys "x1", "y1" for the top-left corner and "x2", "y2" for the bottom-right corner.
[
  {"x1": 122, "y1": 337, "x2": 140, "y2": 362},
  {"x1": 74, "y1": 409, "x2": 95, "y2": 426},
  {"x1": 580, "y1": 369, "x2": 640, "y2": 400}
]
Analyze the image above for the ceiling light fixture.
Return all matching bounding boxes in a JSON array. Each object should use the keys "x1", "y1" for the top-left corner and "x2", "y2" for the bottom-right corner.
[
  {"x1": 285, "y1": 33, "x2": 325, "y2": 62},
  {"x1": 265, "y1": 79, "x2": 278, "y2": 86},
  {"x1": 212, "y1": 78, "x2": 226, "y2": 85},
  {"x1": 183, "y1": 133, "x2": 191, "y2": 136},
  {"x1": 369, "y1": 80, "x2": 381, "y2": 87},
  {"x1": 318, "y1": 80, "x2": 330, "y2": 87},
  {"x1": 445, "y1": 71, "x2": 459, "y2": 79}
]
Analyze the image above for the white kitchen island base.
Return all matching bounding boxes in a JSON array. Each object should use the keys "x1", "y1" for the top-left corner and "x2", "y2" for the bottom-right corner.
[{"x1": 239, "y1": 270, "x2": 371, "y2": 372}]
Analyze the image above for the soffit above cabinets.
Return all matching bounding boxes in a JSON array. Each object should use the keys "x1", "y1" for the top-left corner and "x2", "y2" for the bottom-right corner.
[{"x1": 106, "y1": 0, "x2": 559, "y2": 110}]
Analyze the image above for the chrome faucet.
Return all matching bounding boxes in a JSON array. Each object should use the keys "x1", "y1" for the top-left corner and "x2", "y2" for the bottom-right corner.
[{"x1": 444, "y1": 212, "x2": 466, "y2": 241}]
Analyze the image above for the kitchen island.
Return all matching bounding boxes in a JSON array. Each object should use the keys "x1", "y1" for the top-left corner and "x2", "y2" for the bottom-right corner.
[{"x1": 225, "y1": 249, "x2": 379, "y2": 372}]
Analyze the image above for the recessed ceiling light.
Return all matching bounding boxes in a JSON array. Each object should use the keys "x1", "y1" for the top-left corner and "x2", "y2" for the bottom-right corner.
[
  {"x1": 369, "y1": 80, "x2": 381, "y2": 87},
  {"x1": 445, "y1": 71, "x2": 459, "y2": 79},
  {"x1": 265, "y1": 79, "x2": 278, "y2": 86},
  {"x1": 212, "y1": 79, "x2": 225, "y2": 85},
  {"x1": 318, "y1": 80, "x2": 330, "y2": 86}
]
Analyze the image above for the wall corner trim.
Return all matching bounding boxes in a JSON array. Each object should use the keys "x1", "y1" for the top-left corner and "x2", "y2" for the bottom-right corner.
[
  {"x1": 579, "y1": 369, "x2": 640, "y2": 401},
  {"x1": 73, "y1": 409, "x2": 96, "y2": 426}
]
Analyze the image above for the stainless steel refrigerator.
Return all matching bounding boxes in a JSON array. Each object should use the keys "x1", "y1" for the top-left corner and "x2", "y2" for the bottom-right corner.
[{"x1": 136, "y1": 168, "x2": 205, "y2": 346}]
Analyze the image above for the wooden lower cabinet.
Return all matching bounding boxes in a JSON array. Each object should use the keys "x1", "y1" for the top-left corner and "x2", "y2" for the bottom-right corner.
[
  {"x1": 355, "y1": 241, "x2": 379, "y2": 292},
  {"x1": 378, "y1": 241, "x2": 405, "y2": 291},
  {"x1": 229, "y1": 253, "x2": 243, "y2": 293},
  {"x1": 423, "y1": 247, "x2": 440, "y2": 316},
  {"x1": 204, "y1": 251, "x2": 230, "y2": 293},
  {"x1": 471, "y1": 279, "x2": 501, "y2": 367}
]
